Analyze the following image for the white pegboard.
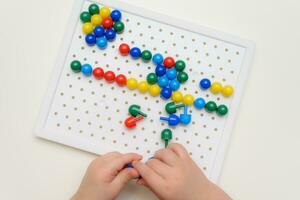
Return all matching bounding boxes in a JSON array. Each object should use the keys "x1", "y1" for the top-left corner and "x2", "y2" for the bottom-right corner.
[{"x1": 35, "y1": 0, "x2": 254, "y2": 182}]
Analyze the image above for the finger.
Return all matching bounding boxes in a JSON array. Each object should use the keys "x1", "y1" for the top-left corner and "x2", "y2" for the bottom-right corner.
[
  {"x1": 167, "y1": 143, "x2": 189, "y2": 159},
  {"x1": 102, "y1": 151, "x2": 122, "y2": 159},
  {"x1": 132, "y1": 161, "x2": 164, "y2": 192},
  {"x1": 89, "y1": 152, "x2": 122, "y2": 169},
  {"x1": 109, "y1": 153, "x2": 142, "y2": 172},
  {"x1": 111, "y1": 168, "x2": 140, "y2": 192},
  {"x1": 154, "y1": 148, "x2": 179, "y2": 166},
  {"x1": 136, "y1": 178, "x2": 149, "y2": 187},
  {"x1": 146, "y1": 158, "x2": 171, "y2": 178}
]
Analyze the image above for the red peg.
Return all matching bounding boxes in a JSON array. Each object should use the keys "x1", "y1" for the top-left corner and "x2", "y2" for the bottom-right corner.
[
  {"x1": 93, "y1": 67, "x2": 104, "y2": 79},
  {"x1": 163, "y1": 57, "x2": 175, "y2": 68},
  {"x1": 119, "y1": 43, "x2": 130, "y2": 56},
  {"x1": 104, "y1": 71, "x2": 115, "y2": 83},
  {"x1": 102, "y1": 17, "x2": 114, "y2": 29},
  {"x1": 115, "y1": 74, "x2": 127, "y2": 86},
  {"x1": 124, "y1": 116, "x2": 144, "y2": 128}
]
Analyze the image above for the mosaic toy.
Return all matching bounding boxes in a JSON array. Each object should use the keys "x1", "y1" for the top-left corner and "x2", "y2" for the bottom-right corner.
[{"x1": 35, "y1": 0, "x2": 255, "y2": 183}]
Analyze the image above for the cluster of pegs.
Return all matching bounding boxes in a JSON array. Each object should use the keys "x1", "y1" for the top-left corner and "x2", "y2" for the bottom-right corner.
[
  {"x1": 160, "y1": 103, "x2": 191, "y2": 126},
  {"x1": 124, "y1": 105, "x2": 147, "y2": 128}
]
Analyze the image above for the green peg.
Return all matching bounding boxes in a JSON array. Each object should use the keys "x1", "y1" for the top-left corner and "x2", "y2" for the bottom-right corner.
[
  {"x1": 141, "y1": 50, "x2": 152, "y2": 62},
  {"x1": 88, "y1": 4, "x2": 100, "y2": 15},
  {"x1": 129, "y1": 104, "x2": 147, "y2": 117},
  {"x1": 177, "y1": 71, "x2": 189, "y2": 83},
  {"x1": 217, "y1": 104, "x2": 228, "y2": 116},
  {"x1": 175, "y1": 60, "x2": 186, "y2": 72},
  {"x1": 161, "y1": 129, "x2": 172, "y2": 147},
  {"x1": 146, "y1": 73, "x2": 158, "y2": 84},
  {"x1": 205, "y1": 101, "x2": 217, "y2": 112},
  {"x1": 80, "y1": 11, "x2": 91, "y2": 23},
  {"x1": 70, "y1": 60, "x2": 81, "y2": 72},
  {"x1": 165, "y1": 102, "x2": 185, "y2": 114},
  {"x1": 113, "y1": 21, "x2": 125, "y2": 33}
]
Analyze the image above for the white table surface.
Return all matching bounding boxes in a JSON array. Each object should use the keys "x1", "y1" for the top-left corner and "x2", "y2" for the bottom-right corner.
[{"x1": 0, "y1": 0, "x2": 299, "y2": 199}]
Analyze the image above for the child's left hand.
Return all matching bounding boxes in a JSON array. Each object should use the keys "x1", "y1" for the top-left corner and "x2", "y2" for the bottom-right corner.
[{"x1": 71, "y1": 152, "x2": 142, "y2": 200}]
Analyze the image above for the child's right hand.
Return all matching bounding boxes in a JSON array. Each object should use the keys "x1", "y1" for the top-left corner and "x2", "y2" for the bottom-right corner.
[{"x1": 132, "y1": 143, "x2": 231, "y2": 200}]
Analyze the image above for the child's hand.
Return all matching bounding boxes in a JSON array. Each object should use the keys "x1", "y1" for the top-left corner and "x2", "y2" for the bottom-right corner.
[
  {"x1": 72, "y1": 152, "x2": 142, "y2": 200},
  {"x1": 132, "y1": 143, "x2": 231, "y2": 200}
]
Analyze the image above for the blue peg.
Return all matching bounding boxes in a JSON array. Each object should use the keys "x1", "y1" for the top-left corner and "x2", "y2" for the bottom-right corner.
[
  {"x1": 94, "y1": 26, "x2": 105, "y2": 37},
  {"x1": 199, "y1": 78, "x2": 211, "y2": 89},
  {"x1": 169, "y1": 79, "x2": 180, "y2": 91},
  {"x1": 160, "y1": 86, "x2": 172, "y2": 99},
  {"x1": 160, "y1": 114, "x2": 180, "y2": 126},
  {"x1": 125, "y1": 163, "x2": 133, "y2": 168},
  {"x1": 85, "y1": 34, "x2": 96, "y2": 45},
  {"x1": 152, "y1": 53, "x2": 164, "y2": 65},
  {"x1": 194, "y1": 97, "x2": 206, "y2": 109},
  {"x1": 166, "y1": 68, "x2": 177, "y2": 80},
  {"x1": 155, "y1": 64, "x2": 166, "y2": 76},
  {"x1": 158, "y1": 76, "x2": 169, "y2": 88},
  {"x1": 81, "y1": 64, "x2": 93, "y2": 76},
  {"x1": 180, "y1": 106, "x2": 191, "y2": 125},
  {"x1": 110, "y1": 10, "x2": 122, "y2": 21}
]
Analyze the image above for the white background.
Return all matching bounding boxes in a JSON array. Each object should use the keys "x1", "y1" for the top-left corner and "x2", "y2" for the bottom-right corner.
[{"x1": 0, "y1": 0, "x2": 299, "y2": 199}]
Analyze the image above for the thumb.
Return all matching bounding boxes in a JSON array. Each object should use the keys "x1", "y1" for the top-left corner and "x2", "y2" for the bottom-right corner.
[{"x1": 111, "y1": 168, "x2": 139, "y2": 191}]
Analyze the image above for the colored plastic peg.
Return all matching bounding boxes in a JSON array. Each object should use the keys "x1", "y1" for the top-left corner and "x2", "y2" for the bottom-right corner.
[
  {"x1": 180, "y1": 106, "x2": 191, "y2": 125},
  {"x1": 129, "y1": 104, "x2": 147, "y2": 117},
  {"x1": 125, "y1": 163, "x2": 133, "y2": 168},
  {"x1": 124, "y1": 116, "x2": 144, "y2": 128},
  {"x1": 160, "y1": 114, "x2": 180, "y2": 126},
  {"x1": 161, "y1": 129, "x2": 172, "y2": 147},
  {"x1": 155, "y1": 64, "x2": 166, "y2": 76},
  {"x1": 160, "y1": 86, "x2": 172, "y2": 99},
  {"x1": 110, "y1": 10, "x2": 122, "y2": 21},
  {"x1": 165, "y1": 102, "x2": 185, "y2": 114}
]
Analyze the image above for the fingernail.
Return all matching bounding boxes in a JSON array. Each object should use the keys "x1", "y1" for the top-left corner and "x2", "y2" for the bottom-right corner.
[{"x1": 132, "y1": 161, "x2": 138, "y2": 166}]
